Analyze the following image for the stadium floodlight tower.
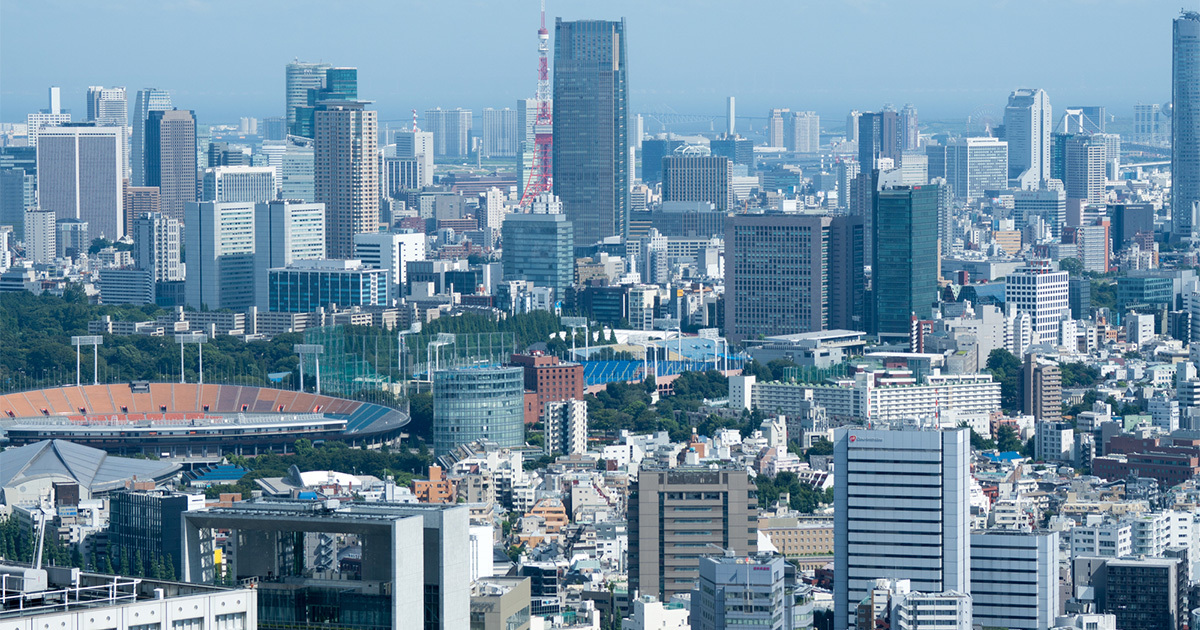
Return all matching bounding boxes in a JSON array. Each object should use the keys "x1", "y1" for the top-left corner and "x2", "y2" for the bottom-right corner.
[
  {"x1": 294, "y1": 343, "x2": 325, "y2": 395},
  {"x1": 177, "y1": 333, "x2": 208, "y2": 384},
  {"x1": 397, "y1": 322, "x2": 422, "y2": 397},
  {"x1": 71, "y1": 335, "x2": 103, "y2": 387},
  {"x1": 427, "y1": 333, "x2": 457, "y2": 381},
  {"x1": 562, "y1": 316, "x2": 589, "y2": 360}
]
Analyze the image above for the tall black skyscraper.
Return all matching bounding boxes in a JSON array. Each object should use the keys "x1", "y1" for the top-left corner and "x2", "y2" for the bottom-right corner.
[
  {"x1": 1173, "y1": 11, "x2": 1200, "y2": 238},
  {"x1": 857, "y1": 110, "x2": 901, "y2": 170},
  {"x1": 553, "y1": 18, "x2": 629, "y2": 249},
  {"x1": 873, "y1": 184, "x2": 941, "y2": 340}
]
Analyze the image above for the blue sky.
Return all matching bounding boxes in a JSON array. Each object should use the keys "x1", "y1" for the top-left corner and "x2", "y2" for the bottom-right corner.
[{"x1": 0, "y1": 0, "x2": 1181, "y2": 129}]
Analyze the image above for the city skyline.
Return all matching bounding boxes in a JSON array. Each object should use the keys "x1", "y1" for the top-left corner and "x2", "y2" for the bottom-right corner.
[{"x1": 0, "y1": 0, "x2": 1180, "y2": 128}]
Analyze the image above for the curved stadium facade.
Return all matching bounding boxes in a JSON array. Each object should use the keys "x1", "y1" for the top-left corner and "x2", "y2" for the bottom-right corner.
[{"x1": 0, "y1": 382, "x2": 408, "y2": 457}]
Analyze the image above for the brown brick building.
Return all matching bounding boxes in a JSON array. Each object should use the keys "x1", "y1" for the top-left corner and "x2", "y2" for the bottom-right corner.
[{"x1": 510, "y1": 353, "x2": 584, "y2": 424}]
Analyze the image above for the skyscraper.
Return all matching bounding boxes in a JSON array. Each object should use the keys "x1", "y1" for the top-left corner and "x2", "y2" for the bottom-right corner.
[
  {"x1": 1065, "y1": 134, "x2": 1107, "y2": 204},
  {"x1": 123, "y1": 186, "x2": 161, "y2": 245},
  {"x1": 86, "y1": 86, "x2": 130, "y2": 179},
  {"x1": 857, "y1": 110, "x2": 902, "y2": 170},
  {"x1": 184, "y1": 201, "x2": 256, "y2": 311},
  {"x1": 1004, "y1": 261, "x2": 1069, "y2": 347},
  {"x1": 787, "y1": 111, "x2": 820, "y2": 153},
  {"x1": 767, "y1": 109, "x2": 787, "y2": 147},
  {"x1": 481, "y1": 108, "x2": 519, "y2": 158},
  {"x1": 662, "y1": 155, "x2": 733, "y2": 211},
  {"x1": 944, "y1": 136, "x2": 1008, "y2": 202},
  {"x1": 202, "y1": 166, "x2": 276, "y2": 203},
  {"x1": 145, "y1": 109, "x2": 197, "y2": 221},
  {"x1": 899, "y1": 103, "x2": 919, "y2": 151},
  {"x1": 26, "y1": 87, "x2": 71, "y2": 149},
  {"x1": 873, "y1": 184, "x2": 940, "y2": 340},
  {"x1": 1173, "y1": 11, "x2": 1200, "y2": 238},
  {"x1": 285, "y1": 60, "x2": 332, "y2": 135},
  {"x1": 394, "y1": 130, "x2": 434, "y2": 188},
  {"x1": 724, "y1": 213, "x2": 865, "y2": 342},
  {"x1": 1004, "y1": 88, "x2": 1052, "y2": 184},
  {"x1": 254, "y1": 200, "x2": 326, "y2": 308},
  {"x1": 424, "y1": 108, "x2": 472, "y2": 158},
  {"x1": 291, "y1": 67, "x2": 358, "y2": 139},
  {"x1": 553, "y1": 18, "x2": 629, "y2": 249},
  {"x1": 315, "y1": 101, "x2": 379, "y2": 259},
  {"x1": 36, "y1": 125, "x2": 125, "y2": 239},
  {"x1": 502, "y1": 210, "x2": 574, "y2": 301},
  {"x1": 833, "y1": 427, "x2": 970, "y2": 630},
  {"x1": 130, "y1": 88, "x2": 171, "y2": 186},
  {"x1": 24, "y1": 208, "x2": 56, "y2": 264}
]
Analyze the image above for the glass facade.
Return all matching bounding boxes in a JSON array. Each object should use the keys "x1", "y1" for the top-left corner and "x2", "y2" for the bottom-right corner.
[
  {"x1": 553, "y1": 19, "x2": 629, "y2": 249},
  {"x1": 432, "y1": 366, "x2": 524, "y2": 456},
  {"x1": 873, "y1": 185, "x2": 940, "y2": 338},
  {"x1": 268, "y1": 265, "x2": 386, "y2": 313},
  {"x1": 1174, "y1": 11, "x2": 1200, "y2": 237},
  {"x1": 501, "y1": 213, "x2": 574, "y2": 299}
]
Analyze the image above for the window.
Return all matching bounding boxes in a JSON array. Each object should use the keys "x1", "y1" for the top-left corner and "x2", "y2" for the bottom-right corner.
[
  {"x1": 172, "y1": 619, "x2": 203, "y2": 630},
  {"x1": 215, "y1": 614, "x2": 245, "y2": 630}
]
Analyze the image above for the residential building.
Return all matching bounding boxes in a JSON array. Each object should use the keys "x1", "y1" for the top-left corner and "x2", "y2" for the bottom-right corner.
[
  {"x1": 432, "y1": 366, "x2": 525, "y2": 456},
  {"x1": 1005, "y1": 88, "x2": 1052, "y2": 184},
  {"x1": 629, "y1": 465, "x2": 758, "y2": 600},
  {"x1": 24, "y1": 208, "x2": 56, "y2": 264},
  {"x1": 725, "y1": 213, "x2": 864, "y2": 343},
  {"x1": 1173, "y1": 11, "x2": 1200, "y2": 238},
  {"x1": 1005, "y1": 261, "x2": 1069, "y2": 346},
  {"x1": 553, "y1": 18, "x2": 629, "y2": 248},
  {"x1": 873, "y1": 185, "x2": 940, "y2": 340},
  {"x1": 425, "y1": 107, "x2": 472, "y2": 158},
  {"x1": 833, "y1": 427, "x2": 970, "y2": 629},
  {"x1": 184, "y1": 201, "x2": 256, "y2": 311},
  {"x1": 1024, "y1": 354, "x2": 1062, "y2": 422},
  {"x1": 900, "y1": 104, "x2": 919, "y2": 151},
  {"x1": 662, "y1": 155, "x2": 733, "y2": 211},
  {"x1": 145, "y1": 109, "x2": 197, "y2": 221},
  {"x1": 202, "y1": 165, "x2": 276, "y2": 202},
  {"x1": 501, "y1": 210, "x2": 574, "y2": 300},
  {"x1": 315, "y1": 101, "x2": 379, "y2": 258},
  {"x1": 132, "y1": 211, "x2": 182, "y2": 282},
  {"x1": 353, "y1": 230, "x2": 426, "y2": 301},
  {"x1": 970, "y1": 530, "x2": 1059, "y2": 630},
  {"x1": 544, "y1": 399, "x2": 587, "y2": 456},
  {"x1": 1069, "y1": 521, "x2": 1132, "y2": 558},
  {"x1": 183, "y1": 500, "x2": 470, "y2": 630},
  {"x1": 255, "y1": 200, "x2": 326, "y2": 307},
  {"x1": 787, "y1": 111, "x2": 820, "y2": 153},
  {"x1": 268, "y1": 259, "x2": 387, "y2": 313},
  {"x1": 36, "y1": 124, "x2": 125, "y2": 239}
]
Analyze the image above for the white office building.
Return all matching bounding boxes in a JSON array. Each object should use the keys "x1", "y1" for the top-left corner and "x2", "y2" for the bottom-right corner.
[
  {"x1": 971, "y1": 530, "x2": 1059, "y2": 630},
  {"x1": 945, "y1": 136, "x2": 1009, "y2": 202},
  {"x1": 352, "y1": 230, "x2": 426, "y2": 301},
  {"x1": 281, "y1": 140, "x2": 316, "y2": 202},
  {"x1": 37, "y1": 125, "x2": 125, "y2": 239},
  {"x1": 394, "y1": 130, "x2": 434, "y2": 187},
  {"x1": 1069, "y1": 521, "x2": 1132, "y2": 558},
  {"x1": 203, "y1": 166, "x2": 276, "y2": 203},
  {"x1": 834, "y1": 427, "x2": 970, "y2": 630},
  {"x1": 1036, "y1": 421, "x2": 1075, "y2": 463},
  {"x1": 26, "y1": 87, "x2": 71, "y2": 148},
  {"x1": 1005, "y1": 261, "x2": 1069, "y2": 347},
  {"x1": 133, "y1": 211, "x2": 183, "y2": 282},
  {"x1": 1005, "y1": 88, "x2": 1052, "y2": 185},
  {"x1": 24, "y1": 208, "x2": 56, "y2": 264},
  {"x1": 253, "y1": 200, "x2": 326, "y2": 308},
  {"x1": 1013, "y1": 188, "x2": 1066, "y2": 239},
  {"x1": 184, "y1": 201, "x2": 256, "y2": 311},
  {"x1": 481, "y1": 107, "x2": 519, "y2": 158}
]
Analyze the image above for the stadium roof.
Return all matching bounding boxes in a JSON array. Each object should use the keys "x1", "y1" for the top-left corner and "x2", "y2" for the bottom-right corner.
[{"x1": 0, "y1": 439, "x2": 181, "y2": 495}]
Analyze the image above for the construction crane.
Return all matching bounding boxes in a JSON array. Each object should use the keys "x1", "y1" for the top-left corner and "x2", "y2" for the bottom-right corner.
[{"x1": 518, "y1": 0, "x2": 553, "y2": 207}]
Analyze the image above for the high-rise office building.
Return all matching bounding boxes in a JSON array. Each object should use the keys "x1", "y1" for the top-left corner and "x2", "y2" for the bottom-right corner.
[
  {"x1": 833, "y1": 427, "x2": 970, "y2": 630},
  {"x1": 425, "y1": 108, "x2": 472, "y2": 158},
  {"x1": 145, "y1": 109, "x2": 197, "y2": 221},
  {"x1": 24, "y1": 208, "x2": 56, "y2": 264},
  {"x1": 394, "y1": 130, "x2": 434, "y2": 188},
  {"x1": 291, "y1": 67, "x2": 358, "y2": 139},
  {"x1": 26, "y1": 87, "x2": 71, "y2": 149},
  {"x1": 315, "y1": 101, "x2": 379, "y2": 259},
  {"x1": 662, "y1": 155, "x2": 733, "y2": 211},
  {"x1": 1013, "y1": 188, "x2": 1066, "y2": 238},
  {"x1": 184, "y1": 201, "x2": 256, "y2": 311},
  {"x1": 285, "y1": 60, "x2": 332, "y2": 135},
  {"x1": 432, "y1": 366, "x2": 525, "y2": 456},
  {"x1": 109, "y1": 490, "x2": 203, "y2": 580},
  {"x1": 692, "y1": 555, "x2": 787, "y2": 630},
  {"x1": 481, "y1": 108, "x2": 518, "y2": 158},
  {"x1": 130, "y1": 88, "x2": 172, "y2": 186},
  {"x1": 123, "y1": 185, "x2": 160, "y2": 244},
  {"x1": 36, "y1": 124, "x2": 125, "y2": 239},
  {"x1": 899, "y1": 103, "x2": 919, "y2": 151},
  {"x1": 858, "y1": 110, "x2": 902, "y2": 170},
  {"x1": 133, "y1": 211, "x2": 182, "y2": 283},
  {"x1": 787, "y1": 111, "x2": 820, "y2": 153},
  {"x1": 281, "y1": 138, "x2": 315, "y2": 202},
  {"x1": 724, "y1": 213, "x2": 864, "y2": 343},
  {"x1": 710, "y1": 134, "x2": 754, "y2": 169},
  {"x1": 944, "y1": 136, "x2": 1008, "y2": 202},
  {"x1": 56, "y1": 219, "x2": 88, "y2": 259},
  {"x1": 767, "y1": 109, "x2": 787, "y2": 147},
  {"x1": 1097, "y1": 556, "x2": 1188, "y2": 630},
  {"x1": 845, "y1": 110, "x2": 861, "y2": 143},
  {"x1": 202, "y1": 165, "x2": 276, "y2": 202},
  {"x1": 1173, "y1": 11, "x2": 1200, "y2": 238},
  {"x1": 553, "y1": 18, "x2": 629, "y2": 249},
  {"x1": 262, "y1": 116, "x2": 286, "y2": 141},
  {"x1": 0, "y1": 167, "x2": 35, "y2": 240},
  {"x1": 1065, "y1": 134, "x2": 1106, "y2": 203},
  {"x1": 1005, "y1": 261, "x2": 1069, "y2": 347},
  {"x1": 1134, "y1": 103, "x2": 1166, "y2": 144},
  {"x1": 86, "y1": 86, "x2": 129, "y2": 178},
  {"x1": 268, "y1": 259, "x2": 387, "y2": 313},
  {"x1": 629, "y1": 465, "x2": 758, "y2": 601},
  {"x1": 1109, "y1": 202, "x2": 1155, "y2": 251},
  {"x1": 873, "y1": 185, "x2": 940, "y2": 339},
  {"x1": 1004, "y1": 88, "x2": 1052, "y2": 184},
  {"x1": 502, "y1": 211, "x2": 574, "y2": 300},
  {"x1": 353, "y1": 230, "x2": 425, "y2": 301},
  {"x1": 640, "y1": 139, "x2": 685, "y2": 184},
  {"x1": 254, "y1": 200, "x2": 326, "y2": 308}
]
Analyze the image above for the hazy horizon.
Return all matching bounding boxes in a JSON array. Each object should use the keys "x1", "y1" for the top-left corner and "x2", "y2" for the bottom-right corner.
[{"x1": 0, "y1": 0, "x2": 1183, "y2": 131}]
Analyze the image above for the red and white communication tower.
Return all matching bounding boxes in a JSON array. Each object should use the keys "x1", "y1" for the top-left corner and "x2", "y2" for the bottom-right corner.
[{"x1": 518, "y1": 0, "x2": 553, "y2": 207}]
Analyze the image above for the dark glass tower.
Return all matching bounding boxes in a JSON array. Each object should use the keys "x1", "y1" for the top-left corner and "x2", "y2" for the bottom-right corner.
[
  {"x1": 872, "y1": 184, "x2": 940, "y2": 339},
  {"x1": 1173, "y1": 11, "x2": 1200, "y2": 238},
  {"x1": 501, "y1": 212, "x2": 575, "y2": 300},
  {"x1": 553, "y1": 18, "x2": 629, "y2": 250}
]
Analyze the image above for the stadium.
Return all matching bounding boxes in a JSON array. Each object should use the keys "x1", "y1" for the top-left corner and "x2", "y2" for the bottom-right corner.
[{"x1": 0, "y1": 381, "x2": 409, "y2": 457}]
